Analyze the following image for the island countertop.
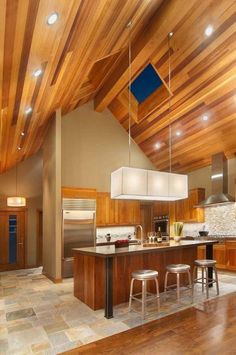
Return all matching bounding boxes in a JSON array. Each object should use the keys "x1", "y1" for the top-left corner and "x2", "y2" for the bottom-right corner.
[{"x1": 73, "y1": 240, "x2": 218, "y2": 257}]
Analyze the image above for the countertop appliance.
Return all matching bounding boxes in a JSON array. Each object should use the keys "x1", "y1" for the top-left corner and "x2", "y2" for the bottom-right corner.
[
  {"x1": 153, "y1": 215, "x2": 169, "y2": 236},
  {"x1": 62, "y1": 198, "x2": 96, "y2": 278}
]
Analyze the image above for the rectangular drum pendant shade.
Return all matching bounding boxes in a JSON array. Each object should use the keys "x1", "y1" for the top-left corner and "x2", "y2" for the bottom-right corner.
[{"x1": 111, "y1": 167, "x2": 188, "y2": 201}]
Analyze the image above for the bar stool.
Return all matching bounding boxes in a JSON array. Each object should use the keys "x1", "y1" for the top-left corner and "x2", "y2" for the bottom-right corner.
[
  {"x1": 164, "y1": 264, "x2": 192, "y2": 302},
  {"x1": 129, "y1": 269, "x2": 160, "y2": 319},
  {"x1": 193, "y1": 259, "x2": 219, "y2": 299}
]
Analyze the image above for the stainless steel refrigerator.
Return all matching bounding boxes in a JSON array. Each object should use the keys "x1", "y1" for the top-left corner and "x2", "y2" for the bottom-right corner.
[{"x1": 62, "y1": 198, "x2": 96, "y2": 278}]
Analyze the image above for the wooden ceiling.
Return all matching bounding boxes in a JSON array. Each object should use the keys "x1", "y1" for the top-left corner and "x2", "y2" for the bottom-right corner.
[{"x1": 0, "y1": 0, "x2": 236, "y2": 174}]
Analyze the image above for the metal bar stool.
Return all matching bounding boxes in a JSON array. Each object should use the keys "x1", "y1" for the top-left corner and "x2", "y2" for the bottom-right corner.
[
  {"x1": 193, "y1": 259, "x2": 219, "y2": 299},
  {"x1": 164, "y1": 264, "x2": 192, "y2": 302},
  {"x1": 129, "y1": 269, "x2": 160, "y2": 319}
]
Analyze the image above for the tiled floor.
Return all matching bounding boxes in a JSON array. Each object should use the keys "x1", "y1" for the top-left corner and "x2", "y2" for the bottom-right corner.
[{"x1": 0, "y1": 268, "x2": 236, "y2": 355}]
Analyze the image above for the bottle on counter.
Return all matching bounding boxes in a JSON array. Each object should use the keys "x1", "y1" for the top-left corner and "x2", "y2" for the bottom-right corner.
[{"x1": 157, "y1": 227, "x2": 162, "y2": 243}]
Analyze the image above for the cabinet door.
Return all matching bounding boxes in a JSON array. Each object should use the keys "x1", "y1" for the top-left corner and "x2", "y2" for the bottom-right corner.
[
  {"x1": 175, "y1": 189, "x2": 205, "y2": 222},
  {"x1": 213, "y1": 244, "x2": 226, "y2": 269},
  {"x1": 0, "y1": 211, "x2": 25, "y2": 271},
  {"x1": 118, "y1": 200, "x2": 140, "y2": 225},
  {"x1": 96, "y1": 192, "x2": 109, "y2": 225},
  {"x1": 226, "y1": 241, "x2": 236, "y2": 270}
]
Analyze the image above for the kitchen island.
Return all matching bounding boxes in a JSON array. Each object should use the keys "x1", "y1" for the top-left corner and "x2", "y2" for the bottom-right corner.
[{"x1": 73, "y1": 240, "x2": 218, "y2": 318}]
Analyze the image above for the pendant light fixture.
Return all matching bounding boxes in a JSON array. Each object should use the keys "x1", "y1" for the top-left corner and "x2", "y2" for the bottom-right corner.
[
  {"x1": 7, "y1": 162, "x2": 26, "y2": 207},
  {"x1": 110, "y1": 25, "x2": 188, "y2": 201}
]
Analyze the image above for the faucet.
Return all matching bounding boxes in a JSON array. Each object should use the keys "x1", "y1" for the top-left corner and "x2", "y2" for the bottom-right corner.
[{"x1": 135, "y1": 225, "x2": 143, "y2": 244}]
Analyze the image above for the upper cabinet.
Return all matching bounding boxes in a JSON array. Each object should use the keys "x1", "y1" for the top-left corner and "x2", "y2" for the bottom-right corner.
[
  {"x1": 175, "y1": 188, "x2": 205, "y2": 223},
  {"x1": 96, "y1": 192, "x2": 140, "y2": 226}
]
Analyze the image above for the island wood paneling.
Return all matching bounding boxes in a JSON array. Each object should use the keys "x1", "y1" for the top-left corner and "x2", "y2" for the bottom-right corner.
[{"x1": 74, "y1": 246, "x2": 197, "y2": 310}]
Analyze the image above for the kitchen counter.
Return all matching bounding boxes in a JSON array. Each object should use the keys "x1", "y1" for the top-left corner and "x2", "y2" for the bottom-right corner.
[
  {"x1": 73, "y1": 240, "x2": 217, "y2": 318},
  {"x1": 74, "y1": 240, "x2": 217, "y2": 257}
]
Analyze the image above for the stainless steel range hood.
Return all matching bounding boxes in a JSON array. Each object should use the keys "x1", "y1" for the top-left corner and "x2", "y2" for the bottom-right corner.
[{"x1": 197, "y1": 152, "x2": 235, "y2": 207}]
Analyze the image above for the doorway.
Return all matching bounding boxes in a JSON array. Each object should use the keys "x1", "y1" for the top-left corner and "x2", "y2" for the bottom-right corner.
[
  {"x1": 0, "y1": 210, "x2": 26, "y2": 271},
  {"x1": 36, "y1": 210, "x2": 43, "y2": 267}
]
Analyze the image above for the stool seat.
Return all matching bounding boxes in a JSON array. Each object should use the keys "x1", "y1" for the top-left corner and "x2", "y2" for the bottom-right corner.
[
  {"x1": 166, "y1": 264, "x2": 190, "y2": 273},
  {"x1": 194, "y1": 259, "x2": 216, "y2": 267},
  {"x1": 132, "y1": 269, "x2": 158, "y2": 280}
]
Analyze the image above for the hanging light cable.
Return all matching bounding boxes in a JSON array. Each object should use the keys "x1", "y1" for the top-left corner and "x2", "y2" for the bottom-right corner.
[{"x1": 110, "y1": 27, "x2": 188, "y2": 201}]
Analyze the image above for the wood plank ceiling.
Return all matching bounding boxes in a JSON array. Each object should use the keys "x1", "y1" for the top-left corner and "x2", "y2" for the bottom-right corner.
[{"x1": 0, "y1": 0, "x2": 235, "y2": 174}]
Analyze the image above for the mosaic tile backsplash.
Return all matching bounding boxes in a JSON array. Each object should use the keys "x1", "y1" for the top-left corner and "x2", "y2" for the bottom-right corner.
[
  {"x1": 96, "y1": 226, "x2": 135, "y2": 243},
  {"x1": 183, "y1": 203, "x2": 236, "y2": 236}
]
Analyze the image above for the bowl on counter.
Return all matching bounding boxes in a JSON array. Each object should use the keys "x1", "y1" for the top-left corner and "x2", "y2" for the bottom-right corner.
[{"x1": 199, "y1": 231, "x2": 209, "y2": 237}]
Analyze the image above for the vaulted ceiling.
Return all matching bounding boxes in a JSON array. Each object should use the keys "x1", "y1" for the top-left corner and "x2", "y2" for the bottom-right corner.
[{"x1": 0, "y1": 0, "x2": 236, "y2": 174}]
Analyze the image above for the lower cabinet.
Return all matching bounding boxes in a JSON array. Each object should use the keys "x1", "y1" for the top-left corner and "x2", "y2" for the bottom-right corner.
[
  {"x1": 225, "y1": 241, "x2": 236, "y2": 271},
  {"x1": 197, "y1": 241, "x2": 236, "y2": 271}
]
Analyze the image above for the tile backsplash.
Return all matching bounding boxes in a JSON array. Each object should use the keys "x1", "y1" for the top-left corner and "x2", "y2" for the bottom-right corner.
[
  {"x1": 183, "y1": 203, "x2": 236, "y2": 236},
  {"x1": 204, "y1": 203, "x2": 236, "y2": 235},
  {"x1": 96, "y1": 226, "x2": 135, "y2": 243}
]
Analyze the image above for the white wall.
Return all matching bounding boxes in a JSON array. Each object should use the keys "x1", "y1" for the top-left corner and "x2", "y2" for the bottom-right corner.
[
  {"x1": 61, "y1": 102, "x2": 155, "y2": 191},
  {"x1": 0, "y1": 152, "x2": 42, "y2": 266}
]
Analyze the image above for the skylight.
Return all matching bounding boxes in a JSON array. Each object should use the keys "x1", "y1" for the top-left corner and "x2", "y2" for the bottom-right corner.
[{"x1": 130, "y1": 64, "x2": 163, "y2": 104}]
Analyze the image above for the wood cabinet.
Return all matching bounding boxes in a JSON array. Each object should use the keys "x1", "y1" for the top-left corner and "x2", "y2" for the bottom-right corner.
[
  {"x1": 225, "y1": 241, "x2": 236, "y2": 271},
  {"x1": 197, "y1": 241, "x2": 236, "y2": 270},
  {"x1": 175, "y1": 188, "x2": 205, "y2": 223},
  {"x1": 96, "y1": 192, "x2": 140, "y2": 226},
  {"x1": 62, "y1": 187, "x2": 97, "y2": 199}
]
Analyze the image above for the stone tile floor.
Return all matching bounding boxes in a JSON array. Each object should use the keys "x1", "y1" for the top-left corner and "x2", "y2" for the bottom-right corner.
[{"x1": 0, "y1": 268, "x2": 235, "y2": 354}]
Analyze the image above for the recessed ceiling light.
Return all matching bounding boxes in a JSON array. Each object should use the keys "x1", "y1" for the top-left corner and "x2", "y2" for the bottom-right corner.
[
  {"x1": 205, "y1": 25, "x2": 213, "y2": 37},
  {"x1": 25, "y1": 107, "x2": 32, "y2": 115},
  {"x1": 155, "y1": 142, "x2": 161, "y2": 149},
  {"x1": 176, "y1": 130, "x2": 181, "y2": 136},
  {"x1": 33, "y1": 68, "x2": 42, "y2": 77},
  {"x1": 47, "y1": 12, "x2": 59, "y2": 25},
  {"x1": 20, "y1": 132, "x2": 25, "y2": 136},
  {"x1": 202, "y1": 115, "x2": 209, "y2": 121},
  {"x1": 17, "y1": 146, "x2": 21, "y2": 151},
  {"x1": 168, "y1": 31, "x2": 174, "y2": 38}
]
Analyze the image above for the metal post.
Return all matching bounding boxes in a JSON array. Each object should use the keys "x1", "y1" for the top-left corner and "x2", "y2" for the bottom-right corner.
[
  {"x1": 105, "y1": 257, "x2": 113, "y2": 319},
  {"x1": 206, "y1": 244, "x2": 213, "y2": 288}
]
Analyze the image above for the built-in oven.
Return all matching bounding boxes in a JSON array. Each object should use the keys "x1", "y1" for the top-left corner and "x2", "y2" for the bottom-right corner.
[{"x1": 153, "y1": 215, "x2": 169, "y2": 236}]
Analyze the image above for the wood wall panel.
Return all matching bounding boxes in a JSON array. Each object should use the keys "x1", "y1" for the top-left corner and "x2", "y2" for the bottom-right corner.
[{"x1": 1, "y1": 0, "x2": 236, "y2": 174}]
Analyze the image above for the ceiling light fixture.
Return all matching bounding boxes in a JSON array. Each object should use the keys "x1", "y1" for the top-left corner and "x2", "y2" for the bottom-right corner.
[
  {"x1": 205, "y1": 25, "x2": 213, "y2": 37},
  {"x1": 47, "y1": 12, "x2": 59, "y2": 25},
  {"x1": 176, "y1": 130, "x2": 181, "y2": 136},
  {"x1": 25, "y1": 107, "x2": 32, "y2": 115},
  {"x1": 17, "y1": 147, "x2": 21, "y2": 150},
  {"x1": 20, "y1": 132, "x2": 25, "y2": 136},
  {"x1": 7, "y1": 162, "x2": 26, "y2": 207},
  {"x1": 202, "y1": 114, "x2": 209, "y2": 121},
  {"x1": 33, "y1": 68, "x2": 42, "y2": 77},
  {"x1": 110, "y1": 26, "x2": 188, "y2": 201},
  {"x1": 155, "y1": 142, "x2": 161, "y2": 149}
]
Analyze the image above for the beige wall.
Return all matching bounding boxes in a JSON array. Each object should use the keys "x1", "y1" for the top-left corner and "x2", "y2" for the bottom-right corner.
[
  {"x1": 43, "y1": 110, "x2": 62, "y2": 280},
  {"x1": 61, "y1": 102, "x2": 155, "y2": 191},
  {"x1": 188, "y1": 157, "x2": 236, "y2": 197},
  {"x1": 0, "y1": 151, "x2": 42, "y2": 266}
]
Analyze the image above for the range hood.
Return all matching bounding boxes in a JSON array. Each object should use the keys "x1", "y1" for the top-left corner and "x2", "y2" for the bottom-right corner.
[{"x1": 197, "y1": 152, "x2": 235, "y2": 207}]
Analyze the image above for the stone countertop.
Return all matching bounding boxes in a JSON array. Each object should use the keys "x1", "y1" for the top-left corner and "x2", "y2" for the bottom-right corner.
[
  {"x1": 73, "y1": 240, "x2": 218, "y2": 258},
  {"x1": 192, "y1": 236, "x2": 236, "y2": 241}
]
